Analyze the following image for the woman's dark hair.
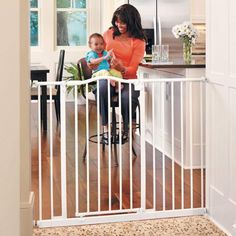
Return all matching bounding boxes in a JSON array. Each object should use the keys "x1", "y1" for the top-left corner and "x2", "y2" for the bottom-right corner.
[{"x1": 111, "y1": 4, "x2": 146, "y2": 41}]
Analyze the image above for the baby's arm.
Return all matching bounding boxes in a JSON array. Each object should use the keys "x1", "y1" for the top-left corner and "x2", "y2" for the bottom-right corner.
[
  {"x1": 90, "y1": 56, "x2": 108, "y2": 65},
  {"x1": 90, "y1": 49, "x2": 113, "y2": 65}
]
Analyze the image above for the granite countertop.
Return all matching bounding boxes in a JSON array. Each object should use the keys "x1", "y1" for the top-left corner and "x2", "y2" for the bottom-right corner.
[{"x1": 140, "y1": 55, "x2": 205, "y2": 69}]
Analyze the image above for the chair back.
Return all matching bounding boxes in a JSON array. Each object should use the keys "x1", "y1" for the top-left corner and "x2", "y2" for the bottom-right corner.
[
  {"x1": 77, "y1": 58, "x2": 92, "y2": 80},
  {"x1": 56, "y1": 50, "x2": 65, "y2": 82},
  {"x1": 55, "y1": 50, "x2": 65, "y2": 95},
  {"x1": 77, "y1": 58, "x2": 94, "y2": 99}
]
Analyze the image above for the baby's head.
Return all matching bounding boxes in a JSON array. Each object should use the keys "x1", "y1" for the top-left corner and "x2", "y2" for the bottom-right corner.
[{"x1": 89, "y1": 33, "x2": 105, "y2": 54}]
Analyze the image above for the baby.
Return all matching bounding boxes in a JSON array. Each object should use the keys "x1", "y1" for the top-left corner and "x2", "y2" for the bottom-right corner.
[{"x1": 86, "y1": 33, "x2": 123, "y2": 90}]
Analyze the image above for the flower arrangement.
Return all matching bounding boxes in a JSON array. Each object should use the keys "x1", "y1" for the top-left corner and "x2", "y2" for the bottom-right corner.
[{"x1": 172, "y1": 22, "x2": 198, "y2": 63}]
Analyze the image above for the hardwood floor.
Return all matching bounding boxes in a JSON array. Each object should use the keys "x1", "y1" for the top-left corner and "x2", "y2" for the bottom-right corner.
[{"x1": 31, "y1": 102, "x2": 205, "y2": 220}]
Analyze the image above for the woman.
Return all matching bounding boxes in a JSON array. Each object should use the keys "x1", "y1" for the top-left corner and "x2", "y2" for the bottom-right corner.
[{"x1": 95, "y1": 4, "x2": 146, "y2": 143}]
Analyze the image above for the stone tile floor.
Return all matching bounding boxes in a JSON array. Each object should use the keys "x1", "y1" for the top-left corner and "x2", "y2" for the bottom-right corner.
[{"x1": 33, "y1": 216, "x2": 227, "y2": 236}]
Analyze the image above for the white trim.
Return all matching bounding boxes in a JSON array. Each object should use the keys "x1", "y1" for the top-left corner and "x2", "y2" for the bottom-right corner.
[
  {"x1": 37, "y1": 208, "x2": 206, "y2": 228},
  {"x1": 20, "y1": 192, "x2": 35, "y2": 209},
  {"x1": 205, "y1": 215, "x2": 232, "y2": 236},
  {"x1": 209, "y1": 185, "x2": 224, "y2": 197},
  {"x1": 228, "y1": 198, "x2": 236, "y2": 207}
]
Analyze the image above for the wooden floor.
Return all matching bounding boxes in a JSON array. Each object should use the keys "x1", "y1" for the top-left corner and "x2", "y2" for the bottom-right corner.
[{"x1": 31, "y1": 102, "x2": 205, "y2": 220}]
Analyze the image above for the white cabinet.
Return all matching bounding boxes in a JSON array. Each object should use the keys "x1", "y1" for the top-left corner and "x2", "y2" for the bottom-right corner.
[
  {"x1": 191, "y1": 0, "x2": 205, "y2": 23},
  {"x1": 138, "y1": 66, "x2": 205, "y2": 168}
]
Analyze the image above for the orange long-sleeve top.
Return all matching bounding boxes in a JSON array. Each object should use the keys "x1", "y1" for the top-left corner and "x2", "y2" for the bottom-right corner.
[{"x1": 103, "y1": 28, "x2": 145, "y2": 79}]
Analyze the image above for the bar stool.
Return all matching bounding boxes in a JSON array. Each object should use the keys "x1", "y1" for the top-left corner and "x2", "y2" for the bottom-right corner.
[{"x1": 77, "y1": 58, "x2": 140, "y2": 165}]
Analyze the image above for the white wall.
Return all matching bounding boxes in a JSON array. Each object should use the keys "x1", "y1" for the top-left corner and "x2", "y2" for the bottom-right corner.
[
  {"x1": 114, "y1": 0, "x2": 128, "y2": 9},
  {"x1": 101, "y1": 0, "x2": 115, "y2": 33},
  {"x1": 0, "y1": 0, "x2": 32, "y2": 236},
  {"x1": 206, "y1": 0, "x2": 236, "y2": 235},
  {"x1": 20, "y1": 1, "x2": 34, "y2": 236},
  {"x1": 0, "y1": 2, "x2": 20, "y2": 235}
]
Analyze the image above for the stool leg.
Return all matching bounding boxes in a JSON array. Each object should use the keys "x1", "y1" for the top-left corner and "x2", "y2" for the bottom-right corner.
[
  {"x1": 83, "y1": 102, "x2": 94, "y2": 160},
  {"x1": 54, "y1": 99, "x2": 60, "y2": 124},
  {"x1": 130, "y1": 127, "x2": 137, "y2": 157},
  {"x1": 82, "y1": 143, "x2": 87, "y2": 160},
  {"x1": 131, "y1": 101, "x2": 140, "y2": 158},
  {"x1": 114, "y1": 142, "x2": 118, "y2": 166},
  {"x1": 132, "y1": 143, "x2": 137, "y2": 157},
  {"x1": 111, "y1": 105, "x2": 117, "y2": 138},
  {"x1": 138, "y1": 102, "x2": 141, "y2": 135},
  {"x1": 112, "y1": 104, "x2": 118, "y2": 166}
]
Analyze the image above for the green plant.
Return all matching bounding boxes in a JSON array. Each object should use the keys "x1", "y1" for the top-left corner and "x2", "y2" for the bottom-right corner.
[
  {"x1": 64, "y1": 62, "x2": 94, "y2": 96},
  {"x1": 64, "y1": 63, "x2": 80, "y2": 95}
]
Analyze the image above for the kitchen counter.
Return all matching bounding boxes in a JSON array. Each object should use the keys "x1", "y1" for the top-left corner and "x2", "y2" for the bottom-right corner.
[
  {"x1": 138, "y1": 58, "x2": 205, "y2": 169},
  {"x1": 140, "y1": 56, "x2": 205, "y2": 69}
]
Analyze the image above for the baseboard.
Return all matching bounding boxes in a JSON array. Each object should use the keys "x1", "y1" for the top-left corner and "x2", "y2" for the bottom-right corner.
[
  {"x1": 20, "y1": 191, "x2": 34, "y2": 209},
  {"x1": 20, "y1": 192, "x2": 35, "y2": 236},
  {"x1": 205, "y1": 214, "x2": 232, "y2": 236}
]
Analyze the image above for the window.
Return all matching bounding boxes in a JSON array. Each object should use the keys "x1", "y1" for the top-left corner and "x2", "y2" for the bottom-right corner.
[
  {"x1": 30, "y1": 0, "x2": 39, "y2": 46},
  {"x1": 56, "y1": 0, "x2": 87, "y2": 46}
]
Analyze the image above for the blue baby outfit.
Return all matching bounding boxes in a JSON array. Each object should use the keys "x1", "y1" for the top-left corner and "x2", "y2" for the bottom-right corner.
[{"x1": 86, "y1": 50, "x2": 110, "y2": 72}]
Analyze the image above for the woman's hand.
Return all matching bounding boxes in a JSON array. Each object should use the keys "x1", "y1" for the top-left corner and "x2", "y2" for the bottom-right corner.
[
  {"x1": 110, "y1": 57, "x2": 125, "y2": 72},
  {"x1": 104, "y1": 49, "x2": 113, "y2": 60}
]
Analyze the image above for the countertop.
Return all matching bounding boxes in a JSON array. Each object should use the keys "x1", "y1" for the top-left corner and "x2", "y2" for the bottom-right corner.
[{"x1": 140, "y1": 55, "x2": 205, "y2": 69}]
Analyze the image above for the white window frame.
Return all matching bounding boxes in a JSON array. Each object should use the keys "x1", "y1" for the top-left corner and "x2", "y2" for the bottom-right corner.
[{"x1": 55, "y1": 0, "x2": 101, "y2": 51}]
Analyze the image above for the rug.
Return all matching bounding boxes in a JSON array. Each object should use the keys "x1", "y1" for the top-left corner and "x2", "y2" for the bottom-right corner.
[{"x1": 33, "y1": 216, "x2": 227, "y2": 236}]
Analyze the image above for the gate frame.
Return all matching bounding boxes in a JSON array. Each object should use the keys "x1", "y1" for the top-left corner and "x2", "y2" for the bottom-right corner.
[{"x1": 34, "y1": 77, "x2": 206, "y2": 228}]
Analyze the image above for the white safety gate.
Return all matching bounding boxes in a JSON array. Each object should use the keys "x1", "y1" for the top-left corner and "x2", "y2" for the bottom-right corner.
[{"x1": 32, "y1": 76, "x2": 206, "y2": 228}]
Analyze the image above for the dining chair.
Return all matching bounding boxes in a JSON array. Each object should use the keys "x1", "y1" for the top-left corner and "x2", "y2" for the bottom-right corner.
[
  {"x1": 77, "y1": 58, "x2": 140, "y2": 165},
  {"x1": 31, "y1": 50, "x2": 65, "y2": 123}
]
